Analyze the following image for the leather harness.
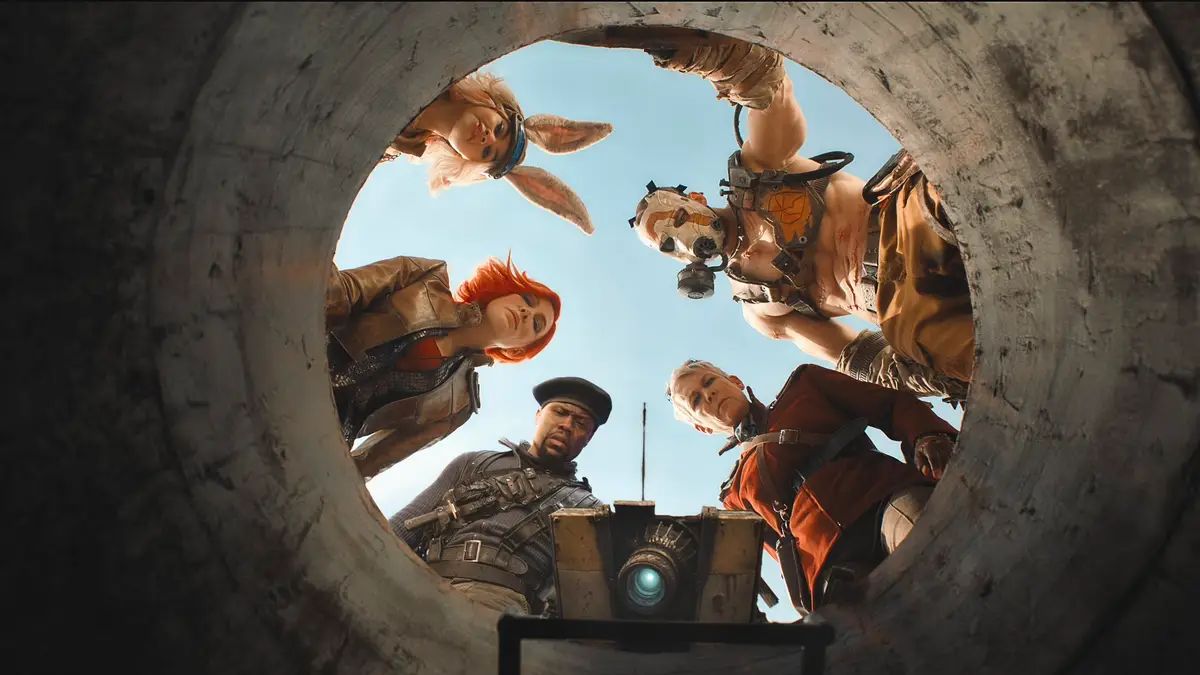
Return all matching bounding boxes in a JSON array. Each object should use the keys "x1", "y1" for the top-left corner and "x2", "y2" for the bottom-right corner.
[
  {"x1": 724, "y1": 106, "x2": 857, "y2": 319},
  {"x1": 725, "y1": 105, "x2": 881, "y2": 319}
]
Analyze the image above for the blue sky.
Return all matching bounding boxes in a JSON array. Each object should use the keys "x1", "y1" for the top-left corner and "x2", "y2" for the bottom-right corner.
[{"x1": 338, "y1": 40, "x2": 963, "y2": 622}]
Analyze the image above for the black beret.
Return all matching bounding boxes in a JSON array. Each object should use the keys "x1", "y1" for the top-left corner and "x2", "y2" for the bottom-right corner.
[{"x1": 532, "y1": 377, "x2": 612, "y2": 426}]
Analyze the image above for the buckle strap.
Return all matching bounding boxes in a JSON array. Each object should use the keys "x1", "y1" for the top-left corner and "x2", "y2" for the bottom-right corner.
[
  {"x1": 429, "y1": 540, "x2": 530, "y2": 575},
  {"x1": 727, "y1": 253, "x2": 827, "y2": 320},
  {"x1": 498, "y1": 505, "x2": 552, "y2": 553},
  {"x1": 740, "y1": 428, "x2": 831, "y2": 453},
  {"x1": 792, "y1": 418, "x2": 872, "y2": 489},
  {"x1": 427, "y1": 561, "x2": 527, "y2": 597}
]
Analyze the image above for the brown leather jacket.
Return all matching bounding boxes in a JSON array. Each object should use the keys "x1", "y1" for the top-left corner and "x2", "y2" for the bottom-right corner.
[{"x1": 326, "y1": 256, "x2": 492, "y2": 479}]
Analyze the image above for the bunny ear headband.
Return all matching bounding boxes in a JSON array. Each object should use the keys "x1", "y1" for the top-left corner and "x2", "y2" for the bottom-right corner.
[{"x1": 487, "y1": 111, "x2": 613, "y2": 235}]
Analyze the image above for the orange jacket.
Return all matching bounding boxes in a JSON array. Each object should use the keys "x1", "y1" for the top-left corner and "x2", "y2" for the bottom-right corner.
[{"x1": 720, "y1": 365, "x2": 957, "y2": 601}]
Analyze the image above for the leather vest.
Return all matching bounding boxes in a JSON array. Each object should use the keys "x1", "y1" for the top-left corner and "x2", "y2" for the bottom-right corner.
[{"x1": 423, "y1": 444, "x2": 601, "y2": 610}]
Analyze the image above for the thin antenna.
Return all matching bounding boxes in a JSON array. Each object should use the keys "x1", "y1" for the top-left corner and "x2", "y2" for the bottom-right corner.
[{"x1": 641, "y1": 402, "x2": 647, "y2": 501}]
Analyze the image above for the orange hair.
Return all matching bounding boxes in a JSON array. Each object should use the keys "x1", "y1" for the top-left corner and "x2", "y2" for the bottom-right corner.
[{"x1": 455, "y1": 255, "x2": 561, "y2": 364}]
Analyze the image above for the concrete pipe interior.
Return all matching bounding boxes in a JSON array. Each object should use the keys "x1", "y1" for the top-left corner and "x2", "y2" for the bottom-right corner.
[{"x1": 8, "y1": 3, "x2": 1198, "y2": 675}]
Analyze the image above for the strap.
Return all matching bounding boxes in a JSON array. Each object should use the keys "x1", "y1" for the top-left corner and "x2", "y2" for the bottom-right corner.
[
  {"x1": 734, "y1": 104, "x2": 746, "y2": 148},
  {"x1": 428, "y1": 540, "x2": 530, "y2": 575},
  {"x1": 740, "y1": 428, "x2": 832, "y2": 453},
  {"x1": 728, "y1": 112, "x2": 853, "y2": 184},
  {"x1": 499, "y1": 480, "x2": 592, "y2": 553},
  {"x1": 754, "y1": 449, "x2": 781, "y2": 509},
  {"x1": 724, "y1": 150, "x2": 852, "y2": 197},
  {"x1": 778, "y1": 151, "x2": 855, "y2": 186},
  {"x1": 753, "y1": 448, "x2": 810, "y2": 611},
  {"x1": 776, "y1": 532, "x2": 810, "y2": 611},
  {"x1": 497, "y1": 438, "x2": 523, "y2": 453},
  {"x1": 499, "y1": 512, "x2": 549, "y2": 553},
  {"x1": 428, "y1": 560, "x2": 527, "y2": 596},
  {"x1": 726, "y1": 268, "x2": 828, "y2": 319},
  {"x1": 793, "y1": 418, "x2": 871, "y2": 488},
  {"x1": 719, "y1": 170, "x2": 829, "y2": 321},
  {"x1": 470, "y1": 450, "x2": 510, "y2": 478}
]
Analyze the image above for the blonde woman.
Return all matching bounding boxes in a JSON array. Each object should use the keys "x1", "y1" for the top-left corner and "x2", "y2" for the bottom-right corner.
[{"x1": 382, "y1": 72, "x2": 612, "y2": 234}]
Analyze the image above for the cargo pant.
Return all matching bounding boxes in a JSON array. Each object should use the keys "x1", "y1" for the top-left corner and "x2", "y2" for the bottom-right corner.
[
  {"x1": 871, "y1": 152, "x2": 975, "y2": 383},
  {"x1": 450, "y1": 578, "x2": 531, "y2": 615}
]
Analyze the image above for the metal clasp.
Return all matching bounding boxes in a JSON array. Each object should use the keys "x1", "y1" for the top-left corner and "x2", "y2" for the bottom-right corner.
[
  {"x1": 728, "y1": 167, "x2": 754, "y2": 189},
  {"x1": 772, "y1": 500, "x2": 792, "y2": 532},
  {"x1": 463, "y1": 539, "x2": 482, "y2": 562}
]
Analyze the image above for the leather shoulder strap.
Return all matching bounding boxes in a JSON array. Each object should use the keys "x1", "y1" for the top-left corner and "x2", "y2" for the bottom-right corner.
[
  {"x1": 740, "y1": 428, "x2": 832, "y2": 453},
  {"x1": 795, "y1": 418, "x2": 870, "y2": 479},
  {"x1": 753, "y1": 447, "x2": 788, "y2": 515},
  {"x1": 467, "y1": 450, "x2": 511, "y2": 479}
]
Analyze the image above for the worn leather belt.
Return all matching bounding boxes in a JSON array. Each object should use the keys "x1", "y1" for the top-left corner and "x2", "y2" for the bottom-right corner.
[
  {"x1": 427, "y1": 540, "x2": 530, "y2": 576},
  {"x1": 740, "y1": 428, "x2": 831, "y2": 452},
  {"x1": 428, "y1": 539, "x2": 530, "y2": 597},
  {"x1": 428, "y1": 561, "x2": 527, "y2": 596}
]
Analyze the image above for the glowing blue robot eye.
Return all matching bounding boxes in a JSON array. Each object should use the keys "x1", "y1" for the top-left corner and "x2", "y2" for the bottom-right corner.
[{"x1": 627, "y1": 565, "x2": 666, "y2": 607}]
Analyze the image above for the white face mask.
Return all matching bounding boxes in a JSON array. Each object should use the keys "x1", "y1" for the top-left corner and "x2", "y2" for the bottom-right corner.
[{"x1": 637, "y1": 191, "x2": 726, "y2": 264}]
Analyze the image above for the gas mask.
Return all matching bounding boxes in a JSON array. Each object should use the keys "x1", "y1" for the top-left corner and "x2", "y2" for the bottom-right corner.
[{"x1": 630, "y1": 183, "x2": 729, "y2": 299}]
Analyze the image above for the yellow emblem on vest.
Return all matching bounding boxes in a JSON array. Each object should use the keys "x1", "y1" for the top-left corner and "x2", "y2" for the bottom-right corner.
[{"x1": 765, "y1": 188, "x2": 814, "y2": 245}]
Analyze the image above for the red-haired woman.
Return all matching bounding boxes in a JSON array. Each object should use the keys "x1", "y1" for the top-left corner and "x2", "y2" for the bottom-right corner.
[
  {"x1": 325, "y1": 254, "x2": 561, "y2": 479},
  {"x1": 380, "y1": 72, "x2": 612, "y2": 234}
]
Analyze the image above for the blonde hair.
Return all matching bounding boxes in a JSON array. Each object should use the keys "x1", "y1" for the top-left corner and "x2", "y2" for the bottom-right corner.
[
  {"x1": 419, "y1": 72, "x2": 525, "y2": 194},
  {"x1": 665, "y1": 359, "x2": 730, "y2": 425}
]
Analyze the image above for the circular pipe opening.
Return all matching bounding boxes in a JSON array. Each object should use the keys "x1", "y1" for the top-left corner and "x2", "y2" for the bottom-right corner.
[{"x1": 144, "y1": 4, "x2": 1198, "y2": 673}]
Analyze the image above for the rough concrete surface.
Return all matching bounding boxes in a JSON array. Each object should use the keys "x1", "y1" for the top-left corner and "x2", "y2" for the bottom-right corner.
[{"x1": 1, "y1": 3, "x2": 1196, "y2": 674}]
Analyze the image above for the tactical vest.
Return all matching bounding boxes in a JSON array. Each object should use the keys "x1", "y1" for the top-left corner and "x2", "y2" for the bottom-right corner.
[{"x1": 422, "y1": 445, "x2": 600, "y2": 612}]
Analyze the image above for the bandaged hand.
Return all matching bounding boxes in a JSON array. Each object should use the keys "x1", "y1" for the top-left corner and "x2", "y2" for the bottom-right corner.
[
  {"x1": 835, "y1": 329, "x2": 968, "y2": 404},
  {"x1": 649, "y1": 37, "x2": 785, "y2": 110},
  {"x1": 913, "y1": 433, "x2": 955, "y2": 480}
]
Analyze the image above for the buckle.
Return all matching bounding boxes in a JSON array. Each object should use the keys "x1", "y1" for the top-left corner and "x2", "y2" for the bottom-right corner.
[
  {"x1": 463, "y1": 539, "x2": 482, "y2": 562},
  {"x1": 729, "y1": 167, "x2": 754, "y2": 189},
  {"x1": 764, "y1": 285, "x2": 788, "y2": 304},
  {"x1": 772, "y1": 249, "x2": 803, "y2": 274},
  {"x1": 778, "y1": 429, "x2": 801, "y2": 444}
]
